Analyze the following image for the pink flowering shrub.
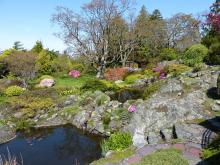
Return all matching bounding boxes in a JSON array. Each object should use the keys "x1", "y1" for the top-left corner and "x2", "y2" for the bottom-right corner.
[
  {"x1": 128, "y1": 105, "x2": 137, "y2": 113},
  {"x1": 153, "y1": 67, "x2": 166, "y2": 79},
  {"x1": 69, "y1": 70, "x2": 80, "y2": 78}
]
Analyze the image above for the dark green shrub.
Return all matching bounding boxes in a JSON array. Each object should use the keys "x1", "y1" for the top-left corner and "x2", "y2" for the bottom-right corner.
[
  {"x1": 218, "y1": 74, "x2": 220, "y2": 96},
  {"x1": 202, "y1": 135, "x2": 220, "y2": 164},
  {"x1": 159, "y1": 48, "x2": 178, "y2": 61},
  {"x1": 0, "y1": 62, "x2": 8, "y2": 78},
  {"x1": 5, "y1": 85, "x2": 25, "y2": 96},
  {"x1": 205, "y1": 42, "x2": 220, "y2": 65},
  {"x1": 182, "y1": 44, "x2": 208, "y2": 67},
  {"x1": 101, "y1": 132, "x2": 132, "y2": 155}
]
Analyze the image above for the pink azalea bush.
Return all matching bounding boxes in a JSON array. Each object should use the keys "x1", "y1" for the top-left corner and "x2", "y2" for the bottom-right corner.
[
  {"x1": 69, "y1": 70, "x2": 80, "y2": 78},
  {"x1": 153, "y1": 67, "x2": 166, "y2": 79},
  {"x1": 128, "y1": 105, "x2": 137, "y2": 113}
]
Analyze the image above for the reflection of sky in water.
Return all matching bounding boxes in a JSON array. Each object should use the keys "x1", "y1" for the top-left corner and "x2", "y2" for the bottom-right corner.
[{"x1": 0, "y1": 126, "x2": 102, "y2": 165}]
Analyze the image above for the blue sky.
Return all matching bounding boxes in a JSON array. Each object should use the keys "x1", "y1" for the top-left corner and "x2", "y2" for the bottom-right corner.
[{"x1": 0, "y1": 0, "x2": 213, "y2": 52}]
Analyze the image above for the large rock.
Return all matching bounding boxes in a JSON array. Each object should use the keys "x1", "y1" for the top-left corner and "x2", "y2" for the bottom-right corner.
[
  {"x1": 38, "y1": 78, "x2": 55, "y2": 88},
  {"x1": 0, "y1": 126, "x2": 16, "y2": 144},
  {"x1": 175, "y1": 123, "x2": 218, "y2": 144},
  {"x1": 124, "y1": 71, "x2": 218, "y2": 147}
]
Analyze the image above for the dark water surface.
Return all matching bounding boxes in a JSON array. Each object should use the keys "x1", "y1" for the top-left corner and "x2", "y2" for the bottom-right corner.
[{"x1": 0, "y1": 126, "x2": 102, "y2": 165}]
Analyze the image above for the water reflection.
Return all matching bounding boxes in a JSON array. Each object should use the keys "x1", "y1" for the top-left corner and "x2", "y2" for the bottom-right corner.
[{"x1": 0, "y1": 125, "x2": 102, "y2": 165}]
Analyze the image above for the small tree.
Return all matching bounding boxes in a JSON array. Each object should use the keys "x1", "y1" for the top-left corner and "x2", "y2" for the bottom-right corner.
[
  {"x1": 182, "y1": 44, "x2": 208, "y2": 67},
  {"x1": 3, "y1": 51, "x2": 38, "y2": 85},
  {"x1": 12, "y1": 41, "x2": 24, "y2": 51},
  {"x1": 36, "y1": 49, "x2": 58, "y2": 75},
  {"x1": 31, "y1": 41, "x2": 43, "y2": 54}
]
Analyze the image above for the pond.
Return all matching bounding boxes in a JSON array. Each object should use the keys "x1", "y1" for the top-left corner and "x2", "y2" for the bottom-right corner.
[{"x1": 0, "y1": 125, "x2": 102, "y2": 165}]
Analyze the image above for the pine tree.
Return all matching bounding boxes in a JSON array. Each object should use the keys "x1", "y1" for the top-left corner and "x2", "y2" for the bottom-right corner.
[
  {"x1": 150, "y1": 9, "x2": 163, "y2": 20},
  {"x1": 13, "y1": 41, "x2": 24, "y2": 51},
  {"x1": 32, "y1": 41, "x2": 43, "y2": 54}
]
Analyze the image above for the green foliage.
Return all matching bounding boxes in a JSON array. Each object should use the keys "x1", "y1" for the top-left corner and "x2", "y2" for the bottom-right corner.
[
  {"x1": 182, "y1": 44, "x2": 208, "y2": 67},
  {"x1": 61, "y1": 106, "x2": 80, "y2": 116},
  {"x1": 81, "y1": 80, "x2": 109, "y2": 92},
  {"x1": 135, "y1": 149, "x2": 188, "y2": 165},
  {"x1": 164, "y1": 64, "x2": 191, "y2": 77},
  {"x1": 202, "y1": 135, "x2": 220, "y2": 164},
  {"x1": 0, "y1": 49, "x2": 13, "y2": 60},
  {"x1": 101, "y1": 132, "x2": 132, "y2": 155},
  {"x1": 218, "y1": 74, "x2": 220, "y2": 96},
  {"x1": 5, "y1": 85, "x2": 25, "y2": 97},
  {"x1": 205, "y1": 42, "x2": 220, "y2": 65},
  {"x1": 111, "y1": 108, "x2": 132, "y2": 121},
  {"x1": 52, "y1": 55, "x2": 73, "y2": 74},
  {"x1": 58, "y1": 88, "x2": 80, "y2": 96},
  {"x1": 0, "y1": 62, "x2": 8, "y2": 78},
  {"x1": 143, "y1": 82, "x2": 161, "y2": 99},
  {"x1": 102, "y1": 112, "x2": 111, "y2": 126},
  {"x1": 159, "y1": 48, "x2": 178, "y2": 61},
  {"x1": 31, "y1": 41, "x2": 43, "y2": 54},
  {"x1": 13, "y1": 41, "x2": 24, "y2": 51},
  {"x1": 92, "y1": 147, "x2": 135, "y2": 165},
  {"x1": 13, "y1": 119, "x2": 35, "y2": 130},
  {"x1": 124, "y1": 74, "x2": 144, "y2": 84},
  {"x1": 144, "y1": 69, "x2": 155, "y2": 77},
  {"x1": 95, "y1": 93, "x2": 110, "y2": 106},
  {"x1": 10, "y1": 96, "x2": 54, "y2": 118},
  {"x1": 55, "y1": 74, "x2": 96, "y2": 88},
  {"x1": 36, "y1": 49, "x2": 58, "y2": 75}
]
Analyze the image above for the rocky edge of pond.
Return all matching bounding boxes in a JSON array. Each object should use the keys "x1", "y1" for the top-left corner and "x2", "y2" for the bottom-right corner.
[{"x1": 0, "y1": 67, "x2": 220, "y2": 163}]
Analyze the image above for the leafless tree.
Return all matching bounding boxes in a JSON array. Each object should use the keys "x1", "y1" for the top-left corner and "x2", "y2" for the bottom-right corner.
[
  {"x1": 52, "y1": 0, "x2": 134, "y2": 78},
  {"x1": 165, "y1": 13, "x2": 201, "y2": 51}
]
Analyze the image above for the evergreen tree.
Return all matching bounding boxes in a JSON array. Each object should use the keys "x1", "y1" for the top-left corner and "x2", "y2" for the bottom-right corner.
[
  {"x1": 13, "y1": 41, "x2": 24, "y2": 51},
  {"x1": 32, "y1": 41, "x2": 43, "y2": 54},
  {"x1": 150, "y1": 9, "x2": 163, "y2": 20}
]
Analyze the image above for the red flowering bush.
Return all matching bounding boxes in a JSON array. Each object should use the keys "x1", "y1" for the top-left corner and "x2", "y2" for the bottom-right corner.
[
  {"x1": 105, "y1": 68, "x2": 128, "y2": 81},
  {"x1": 69, "y1": 70, "x2": 80, "y2": 78}
]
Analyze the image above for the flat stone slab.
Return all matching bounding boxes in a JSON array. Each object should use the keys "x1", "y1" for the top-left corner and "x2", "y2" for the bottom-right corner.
[
  {"x1": 136, "y1": 145, "x2": 155, "y2": 156},
  {"x1": 0, "y1": 126, "x2": 16, "y2": 144},
  {"x1": 123, "y1": 154, "x2": 142, "y2": 164},
  {"x1": 172, "y1": 143, "x2": 186, "y2": 151}
]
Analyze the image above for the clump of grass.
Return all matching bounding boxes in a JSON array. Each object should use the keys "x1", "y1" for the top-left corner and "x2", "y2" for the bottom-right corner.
[
  {"x1": 0, "y1": 148, "x2": 23, "y2": 165},
  {"x1": 134, "y1": 148, "x2": 188, "y2": 165},
  {"x1": 101, "y1": 132, "x2": 132, "y2": 156},
  {"x1": 91, "y1": 147, "x2": 135, "y2": 165}
]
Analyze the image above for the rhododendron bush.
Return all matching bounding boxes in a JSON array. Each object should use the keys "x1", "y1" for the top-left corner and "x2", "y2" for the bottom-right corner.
[
  {"x1": 69, "y1": 70, "x2": 80, "y2": 78},
  {"x1": 153, "y1": 67, "x2": 166, "y2": 79}
]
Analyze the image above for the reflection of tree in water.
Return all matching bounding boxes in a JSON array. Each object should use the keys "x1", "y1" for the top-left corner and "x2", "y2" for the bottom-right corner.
[
  {"x1": 17, "y1": 127, "x2": 54, "y2": 139},
  {"x1": 54, "y1": 128, "x2": 102, "y2": 164}
]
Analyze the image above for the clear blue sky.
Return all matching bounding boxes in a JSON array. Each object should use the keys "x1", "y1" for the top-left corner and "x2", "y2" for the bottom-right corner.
[{"x1": 0, "y1": 0, "x2": 213, "y2": 52}]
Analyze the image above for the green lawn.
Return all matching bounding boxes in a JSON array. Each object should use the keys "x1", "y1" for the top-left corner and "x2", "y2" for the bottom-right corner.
[{"x1": 55, "y1": 74, "x2": 97, "y2": 88}]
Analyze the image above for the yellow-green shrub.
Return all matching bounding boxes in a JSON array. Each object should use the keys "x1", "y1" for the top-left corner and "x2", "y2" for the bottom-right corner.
[
  {"x1": 164, "y1": 64, "x2": 191, "y2": 77},
  {"x1": 5, "y1": 85, "x2": 25, "y2": 96}
]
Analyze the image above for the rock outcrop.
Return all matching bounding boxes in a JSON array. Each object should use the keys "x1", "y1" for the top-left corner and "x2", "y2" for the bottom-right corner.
[{"x1": 124, "y1": 69, "x2": 219, "y2": 147}]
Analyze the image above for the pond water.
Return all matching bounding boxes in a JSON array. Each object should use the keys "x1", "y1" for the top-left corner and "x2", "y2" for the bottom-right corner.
[{"x1": 0, "y1": 125, "x2": 102, "y2": 165}]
